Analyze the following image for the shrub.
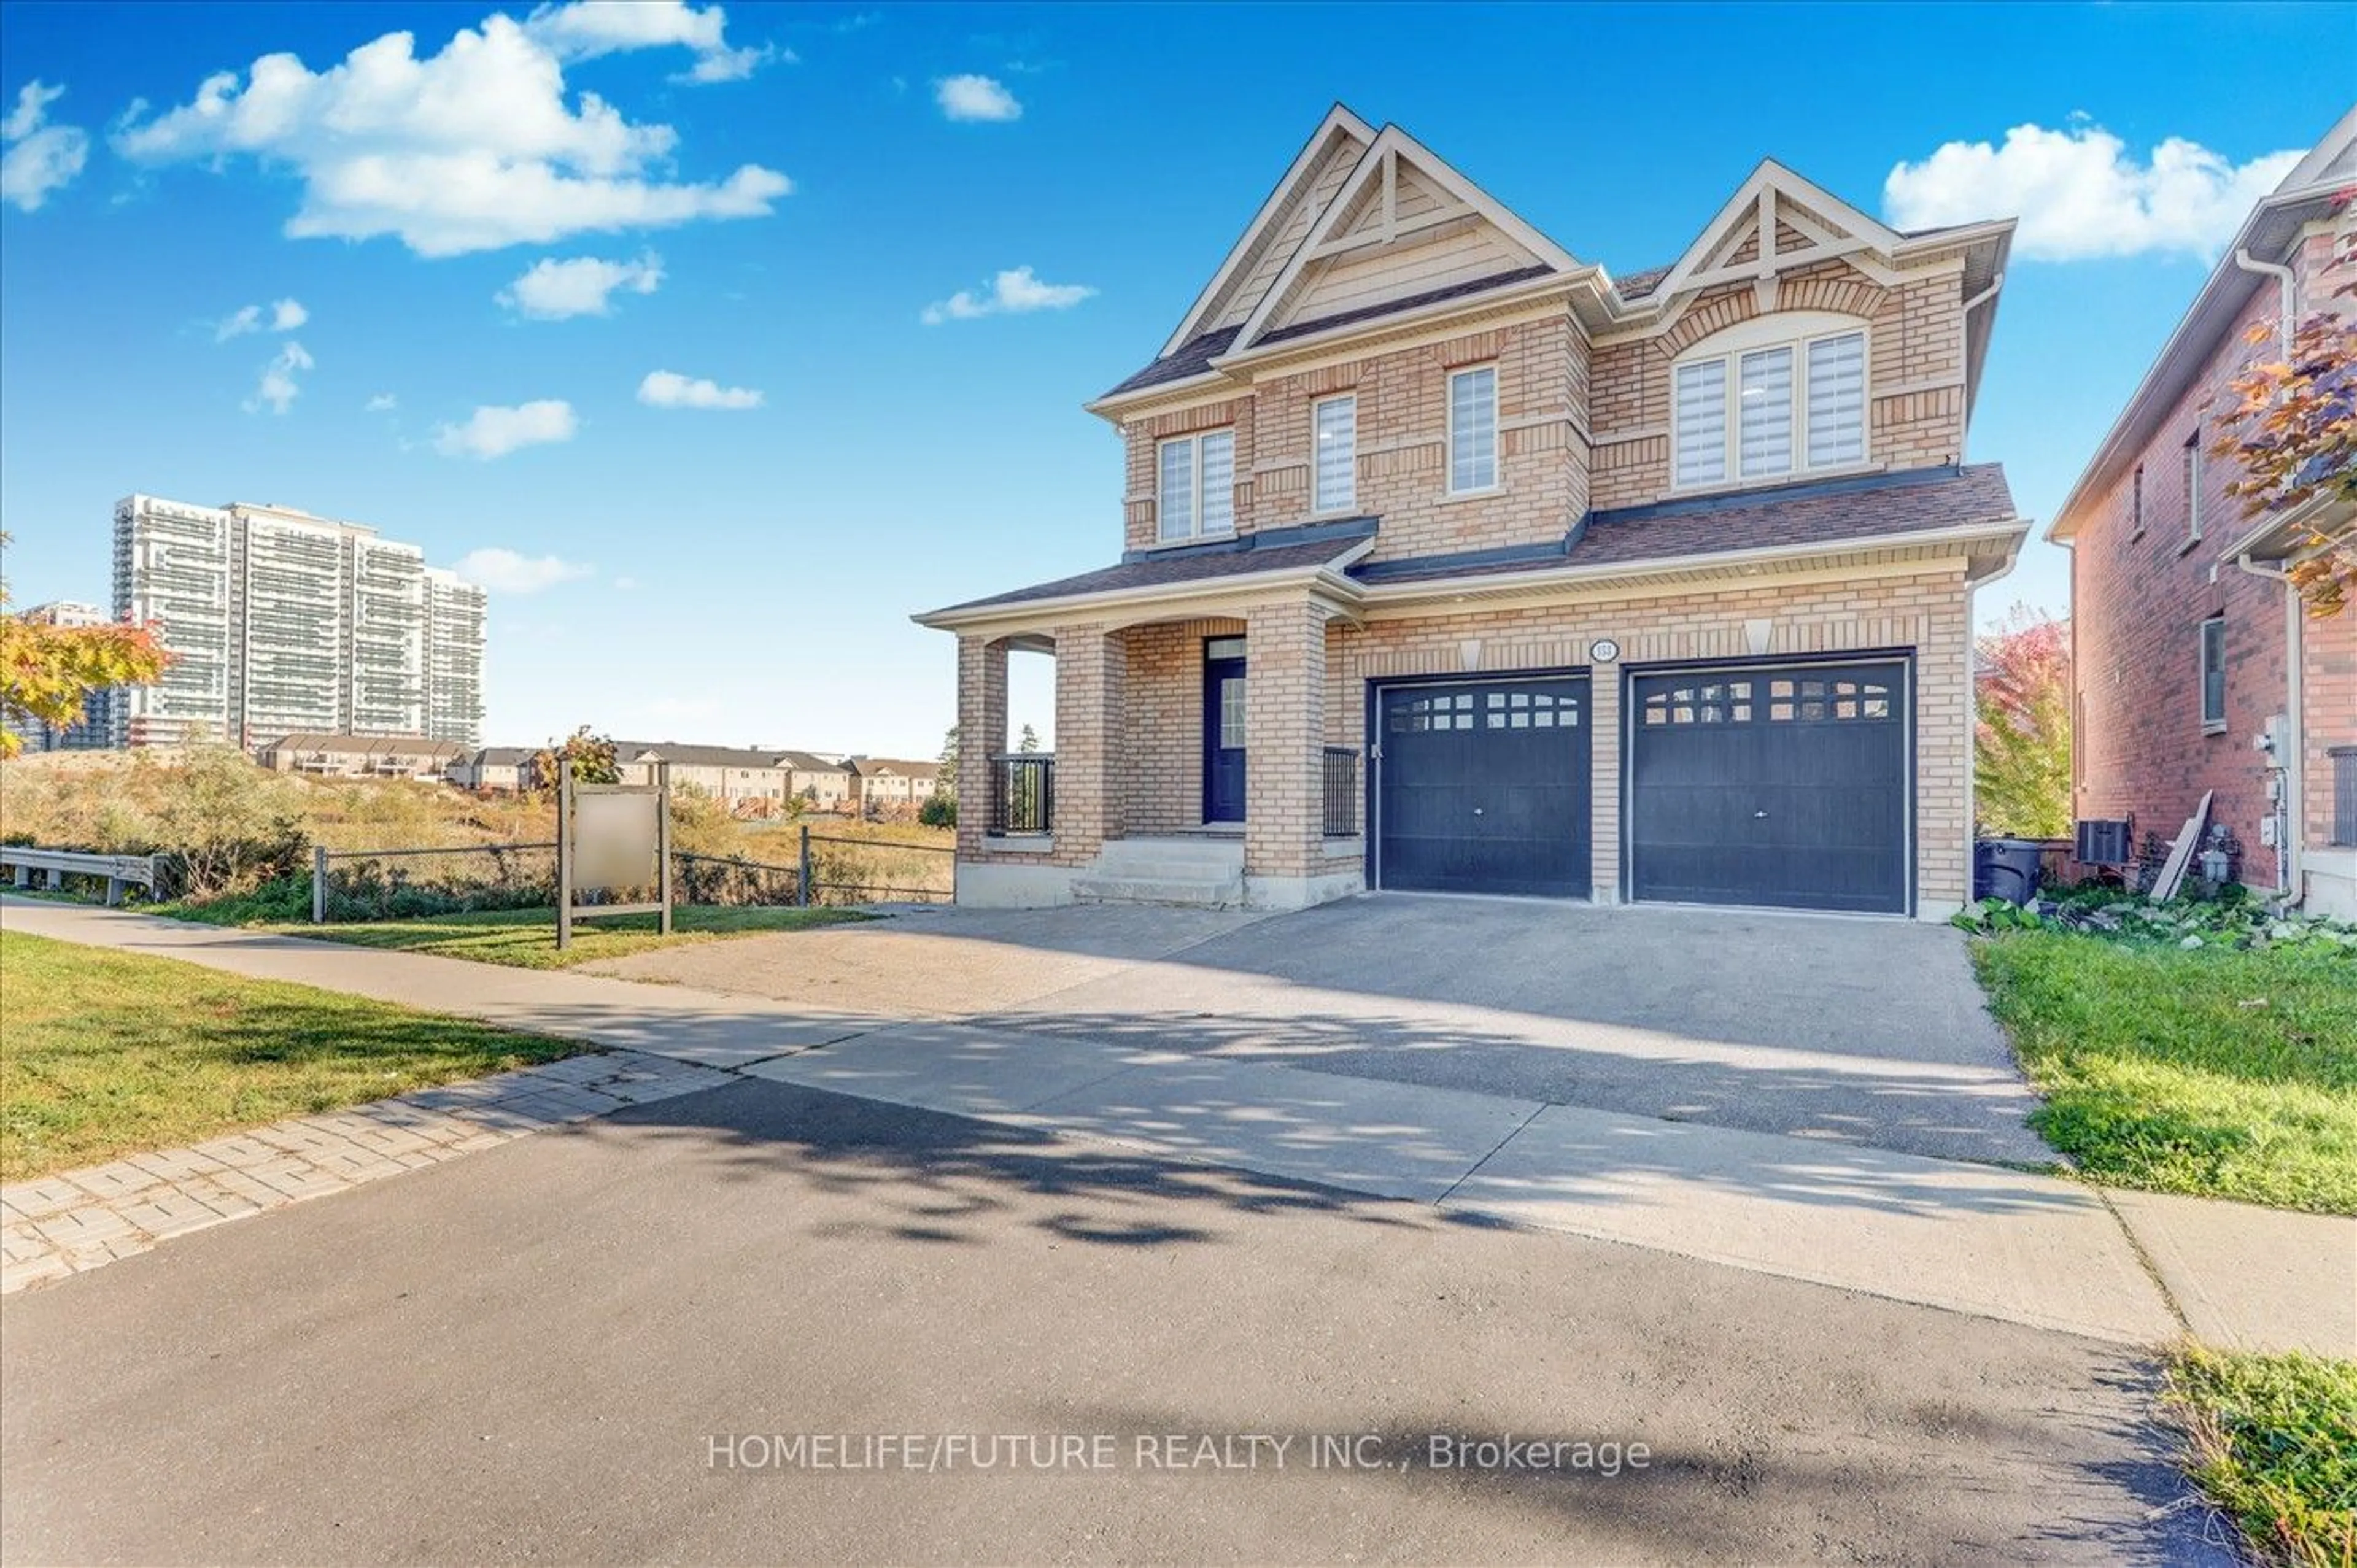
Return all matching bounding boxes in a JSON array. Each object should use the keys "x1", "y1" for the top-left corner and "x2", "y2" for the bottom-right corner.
[{"x1": 918, "y1": 794, "x2": 956, "y2": 828}]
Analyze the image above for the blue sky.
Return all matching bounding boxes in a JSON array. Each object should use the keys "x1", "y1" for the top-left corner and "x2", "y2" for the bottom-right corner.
[{"x1": 1, "y1": 2, "x2": 2349, "y2": 755}]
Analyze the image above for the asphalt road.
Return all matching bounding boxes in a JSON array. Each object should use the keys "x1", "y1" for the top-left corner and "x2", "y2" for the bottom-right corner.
[{"x1": 2, "y1": 1077, "x2": 2222, "y2": 1566}]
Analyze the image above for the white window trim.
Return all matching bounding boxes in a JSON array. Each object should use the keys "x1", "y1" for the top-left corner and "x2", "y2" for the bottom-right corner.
[
  {"x1": 1155, "y1": 428, "x2": 1236, "y2": 545},
  {"x1": 2199, "y1": 614, "x2": 2227, "y2": 734},
  {"x1": 1669, "y1": 313, "x2": 1871, "y2": 493},
  {"x1": 1446, "y1": 363, "x2": 1500, "y2": 496},
  {"x1": 1312, "y1": 393, "x2": 1358, "y2": 515}
]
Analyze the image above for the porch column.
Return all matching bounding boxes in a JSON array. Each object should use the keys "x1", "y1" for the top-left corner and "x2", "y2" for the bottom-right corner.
[
  {"x1": 954, "y1": 634, "x2": 1008, "y2": 859},
  {"x1": 1053, "y1": 622, "x2": 1125, "y2": 863},
  {"x1": 1244, "y1": 598, "x2": 1326, "y2": 891}
]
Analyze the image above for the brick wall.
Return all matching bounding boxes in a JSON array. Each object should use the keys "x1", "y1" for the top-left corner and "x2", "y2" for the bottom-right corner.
[{"x1": 2071, "y1": 228, "x2": 2357, "y2": 889}]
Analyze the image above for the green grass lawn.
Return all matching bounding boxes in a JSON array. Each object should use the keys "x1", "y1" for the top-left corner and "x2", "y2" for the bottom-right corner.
[
  {"x1": 2167, "y1": 1343, "x2": 2357, "y2": 1567},
  {"x1": 1972, "y1": 932, "x2": 2357, "y2": 1213},
  {"x1": 271, "y1": 904, "x2": 872, "y2": 970},
  {"x1": 0, "y1": 929, "x2": 576, "y2": 1181}
]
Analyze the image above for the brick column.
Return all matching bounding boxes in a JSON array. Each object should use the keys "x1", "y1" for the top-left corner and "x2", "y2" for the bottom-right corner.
[
  {"x1": 1052, "y1": 622, "x2": 1125, "y2": 865},
  {"x1": 954, "y1": 635, "x2": 1008, "y2": 859},
  {"x1": 1244, "y1": 598, "x2": 1326, "y2": 887},
  {"x1": 1588, "y1": 668, "x2": 1620, "y2": 903}
]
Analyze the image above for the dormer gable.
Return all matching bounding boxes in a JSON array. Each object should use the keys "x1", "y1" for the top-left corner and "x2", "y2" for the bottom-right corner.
[
  {"x1": 1155, "y1": 105, "x2": 1377, "y2": 358},
  {"x1": 1638, "y1": 160, "x2": 1910, "y2": 313},
  {"x1": 1229, "y1": 124, "x2": 1585, "y2": 355}
]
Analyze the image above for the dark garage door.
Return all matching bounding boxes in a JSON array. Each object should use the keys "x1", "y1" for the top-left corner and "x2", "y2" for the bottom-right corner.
[
  {"x1": 1376, "y1": 676, "x2": 1590, "y2": 897},
  {"x1": 1628, "y1": 661, "x2": 1908, "y2": 914}
]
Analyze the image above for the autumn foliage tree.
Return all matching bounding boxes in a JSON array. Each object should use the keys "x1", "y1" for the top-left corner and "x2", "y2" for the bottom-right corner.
[
  {"x1": 1974, "y1": 607, "x2": 2072, "y2": 840},
  {"x1": 2210, "y1": 309, "x2": 2356, "y2": 616},
  {"x1": 0, "y1": 533, "x2": 172, "y2": 759},
  {"x1": 522, "y1": 725, "x2": 621, "y2": 792}
]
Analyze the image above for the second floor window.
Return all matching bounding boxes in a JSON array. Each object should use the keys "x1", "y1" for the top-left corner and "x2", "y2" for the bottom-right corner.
[
  {"x1": 2200, "y1": 615, "x2": 2226, "y2": 731},
  {"x1": 1674, "y1": 324, "x2": 1868, "y2": 488},
  {"x1": 1158, "y1": 429, "x2": 1234, "y2": 542},
  {"x1": 1449, "y1": 366, "x2": 1497, "y2": 493},
  {"x1": 1314, "y1": 395, "x2": 1357, "y2": 512}
]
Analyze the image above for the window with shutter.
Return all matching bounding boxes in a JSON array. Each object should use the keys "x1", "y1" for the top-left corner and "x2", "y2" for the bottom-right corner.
[
  {"x1": 1739, "y1": 346, "x2": 1793, "y2": 477},
  {"x1": 1806, "y1": 332, "x2": 1865, "y2": 467},
  {"x1": 1671, "y1": 322, "x2": 1869, "y2": 490},
  {"x1": 1674, "y1": 359, "x2": 1727, "y2": 487},
  {"x1": 1156, "y1": 430, "x2": 1235, "y2": 542},
  {"x1": 1314, "y1": 395, "x2": 1357, "y2": 512},
  {"x1": 1449, "y1": 366, "x2": 1497, "y2": 492}
]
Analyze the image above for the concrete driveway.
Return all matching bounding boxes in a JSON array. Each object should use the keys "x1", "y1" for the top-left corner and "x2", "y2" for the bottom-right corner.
[{"x1": 598, "y1": 895, "x2": 2047, "y2": 1167}]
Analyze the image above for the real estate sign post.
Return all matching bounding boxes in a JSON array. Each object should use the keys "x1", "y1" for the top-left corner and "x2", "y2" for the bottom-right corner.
[{"x1": 557, "y1": 763, "x2": 673, "y2": 949}]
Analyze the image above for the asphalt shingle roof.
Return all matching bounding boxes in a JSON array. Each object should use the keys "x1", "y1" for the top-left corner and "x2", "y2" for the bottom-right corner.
[
  {"x1": 1356, "y1": 465, "x2": 2016, "y2": 587},
  {"x1": 927, "y1": 522, "x2": 1377, "y2": 616}
]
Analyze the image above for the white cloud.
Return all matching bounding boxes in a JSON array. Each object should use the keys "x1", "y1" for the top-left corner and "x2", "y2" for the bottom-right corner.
[
  {"x1": 921, "y1": 264, "x2": 1093, "y2": 325},
  {"x1": 245, "y1": 341, "x2": 314, "y2": 414},
  {"x1": 499, "y1": 251, "x2": 662, "y2": 317},
  {"x1": 1884, "y1": 121, "x2": 2307, "y2": 261},
  {"x1": 215, "y1": 296, "x2": 308, "y2": 339},
  {"x1": 0, "y1": 80, "x2": 89, "y2": 212},
  {"x1": 637, "y1": 369, "x2": 762, "y2": 409},
  {"x1": 366, "y1": 392, "x2": 398, "y2": 412},
  {"x1": 112, "y1": 14, "x2": 793, "y2": 257},
  {"x1": 433, "y1": 399, "x2": 578, "y2": 458},
  {"x1": 935, "y1": 74, "x2": 1019, "y2": 122},
  {"x1": 612, "y1": 574, "x2": 638, "y2": 590},
  {"x1": 452, "y1": 545, "x2": 594, "y2": 592},
  {"x1": 522, "y1": 1, "x2": 784, "y2": 82}
]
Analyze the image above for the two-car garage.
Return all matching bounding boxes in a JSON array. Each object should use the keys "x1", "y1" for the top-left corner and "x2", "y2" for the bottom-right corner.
[{"x1": 1371, "y1": 658, "x2": 1912, "y2": 914}]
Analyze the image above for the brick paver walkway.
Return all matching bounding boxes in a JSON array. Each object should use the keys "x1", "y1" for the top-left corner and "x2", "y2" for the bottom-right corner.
[{"x1": 1, "y1": 1050, "x2": 732, "y2": 1293}]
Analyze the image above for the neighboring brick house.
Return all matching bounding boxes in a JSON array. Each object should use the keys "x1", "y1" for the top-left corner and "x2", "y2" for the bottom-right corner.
[
  {"x1": 846, "y1": 757, "x2": 942, "y2": 817},
  {"x1": 918, "y1": 106, "x2": 2026, "y2": 917},
  {"x1": 2049, "y1": 109, "x2": 2356, "y2": 917},
  {"x1": 254, "y1": 732, "x2": 466, "y2": 779}
]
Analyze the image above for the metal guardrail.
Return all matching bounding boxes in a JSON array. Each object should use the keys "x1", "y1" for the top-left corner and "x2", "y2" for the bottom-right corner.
[
  {"x1": 1323, "y1": 746, "x2": 1360, "y2": 838},
  {"x1": 989, "y1": 753, "x2": 1053, "y2": 836},
  {"x1": 2, "y1": 846, "x2": 164, "y2": 906}
]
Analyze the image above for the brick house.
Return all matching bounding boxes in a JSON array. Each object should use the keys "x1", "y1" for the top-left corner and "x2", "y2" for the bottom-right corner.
[
  {"x1": 918, "y1": 107, "x2": 2026, "y2": 917},
  {"x1": 2049, "y1": 109, "x2": 2356, "y2": 917}
]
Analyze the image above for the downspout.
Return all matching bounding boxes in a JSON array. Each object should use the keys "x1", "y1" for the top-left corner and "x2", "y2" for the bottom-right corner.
[
  {"x1": 2235, "y1": 554, "x2": 2302, "y2": 902},
  {"x1": 2232, "y1": 250, "x2": 2297, "y2": 357}
]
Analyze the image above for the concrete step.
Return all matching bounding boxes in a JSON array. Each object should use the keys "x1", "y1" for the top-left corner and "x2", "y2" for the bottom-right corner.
[
  {"x1": 1070, "y1": 873, "x2": 1245, "y2": 909},
  {"x1": 1096, "y1": 838, "x2": 1245, "y2": 870},
  {"x1": 1082, "y1": 858, "x2": 1248, "y2": 882}
]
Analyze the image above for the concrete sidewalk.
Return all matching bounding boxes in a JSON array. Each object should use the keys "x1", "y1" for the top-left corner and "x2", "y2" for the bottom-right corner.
[{"x1": 7, "y1": 897, "x2": 2350, "y2": 1356}]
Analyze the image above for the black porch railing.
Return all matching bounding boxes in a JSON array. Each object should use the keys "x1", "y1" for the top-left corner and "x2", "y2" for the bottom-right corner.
[
  {"x1": 1323, "y1": 746, "x2": 1359, "y2": 838},
  {"x1": 991, "y1": 753, "x2": 1055, "y2": 835},
  {"x1": 2332, "y1": 746, "x2": 2356, "y2": 848}
]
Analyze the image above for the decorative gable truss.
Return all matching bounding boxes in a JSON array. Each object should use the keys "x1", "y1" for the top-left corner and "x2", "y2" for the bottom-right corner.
[
  {"x1": 1632, "y1": 162, "x2": 1918, "y2": 320},
  {"x1": 1229, "y1": 125, "x2": 1588, "y2": 355},
  {"x1": 1156, "y1": 106, "x2": 1377, "y2": 358}
]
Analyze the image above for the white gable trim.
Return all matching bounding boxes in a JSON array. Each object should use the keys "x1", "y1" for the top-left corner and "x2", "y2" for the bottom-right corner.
[
  {"x1": 1156, "y1": 106, "x2": 1376, "y2": 360},
  {"x1": 1229, "y1": 123, "x2": 1583, "y2": 355},
  {"x1": 1637, "y1": 160, "x2": 1908, "y2": 312}
]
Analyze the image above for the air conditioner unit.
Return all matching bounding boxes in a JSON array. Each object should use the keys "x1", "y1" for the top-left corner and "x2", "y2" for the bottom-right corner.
[{"x1": 2075, "y1": 818, "x2": 2134, "y2": 865}]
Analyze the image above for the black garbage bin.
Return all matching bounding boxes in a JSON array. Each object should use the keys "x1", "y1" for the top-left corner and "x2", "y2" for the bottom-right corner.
[{"x1": 1973, "y1": 838, "x2": 2044, "y2": 905}]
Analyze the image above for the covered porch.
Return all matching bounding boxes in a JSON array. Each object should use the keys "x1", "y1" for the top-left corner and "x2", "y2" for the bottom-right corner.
[{"x1": 946, "y1": 597, "x2": 1366, "y2": 910}]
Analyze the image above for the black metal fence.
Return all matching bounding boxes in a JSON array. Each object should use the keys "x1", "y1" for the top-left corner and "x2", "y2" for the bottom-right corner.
[
  {"x1": 991, "y1": 753, "x2": 1054, "y2": 835},
  {"x1": 1323, "y1": 746, "x2": 1360, "y2": 837}
]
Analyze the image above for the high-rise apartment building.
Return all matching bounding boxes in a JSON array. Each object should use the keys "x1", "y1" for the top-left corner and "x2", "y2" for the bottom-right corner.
[
  {"x1": 422, "y1": 568, "x2": 488, "y2": 745},
  {"x1": 109, "y1": 493, "x2": 486, "y2": 747},
  {"x1": 6, "y1": 601, "x2": 117, "y2": 751}
]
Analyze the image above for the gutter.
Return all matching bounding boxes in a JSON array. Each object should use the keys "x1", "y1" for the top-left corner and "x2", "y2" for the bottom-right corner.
[
  {"x1": 911, "y1": 536, "x2": 1377, "y2": 634},
  {"x1": 2232, "y1": 249, "x2": 2298, "y2": 358},
  {"x1": 1354, "y1": 517, "x2": 2030, "y2": 605}
]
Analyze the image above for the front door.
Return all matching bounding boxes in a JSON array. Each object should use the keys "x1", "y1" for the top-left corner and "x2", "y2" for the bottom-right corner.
[{"x1": 1202, "y1": 636, "x2": 1246, "y2": 822}]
